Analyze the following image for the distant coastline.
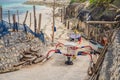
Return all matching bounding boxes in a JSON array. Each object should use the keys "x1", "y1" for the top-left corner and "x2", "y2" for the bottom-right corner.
[{"x1": 24, "y1": 0, "x2": 70, "y2": 7}]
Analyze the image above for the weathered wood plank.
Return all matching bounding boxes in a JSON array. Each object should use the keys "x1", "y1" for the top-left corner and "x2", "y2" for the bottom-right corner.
[{"x1": 86, "y1": 21, "x2": 119, "y2": 24}]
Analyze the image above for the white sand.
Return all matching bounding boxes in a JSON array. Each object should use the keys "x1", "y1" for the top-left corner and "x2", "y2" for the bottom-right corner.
[{"x1": 0, "y1": 5, "x2": 94, "y2": 80}]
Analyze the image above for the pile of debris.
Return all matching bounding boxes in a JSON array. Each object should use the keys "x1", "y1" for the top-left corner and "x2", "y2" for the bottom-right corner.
[{"x1": 0, "y1": 31, "x2": 46, "y2": 73}]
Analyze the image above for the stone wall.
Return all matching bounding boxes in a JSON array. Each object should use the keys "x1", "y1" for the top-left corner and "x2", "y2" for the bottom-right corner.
[{"x1": 99, "y1": 30, "x2": 120, "y2": 80}]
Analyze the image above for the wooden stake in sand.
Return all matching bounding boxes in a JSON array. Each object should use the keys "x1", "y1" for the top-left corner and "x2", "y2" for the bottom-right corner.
[
  {"x1": 38, "y1": 13, "x2": 42, "y2": 33},
  {"x1": 52, "y1": 0, "x2": 55, "y2": 42},
  {"x1": 12, "y1": 14, "x2": 16, "y2": 31},
  {"x1": 64, "y1": 6, "x2": 67, "y2": 27},
  {"x1": 23, "y1": 11, "x2": 28, "y2": 24},
  {"x1": 67, "y1": 21, "x2": 69, "y2": 29},
  {"x1": 8, "y1": 10, "x2": 11, "y2": 24},
  {"x1": 23, "y1": 11, "x2": 28, "y2": 34},
  {"x1": 17, "y1": 10, "x2": 19, "y2": 23},
  {"x1": 33, "y1": 5, "x2": 37, "y2": 33},
  {"x1": 0, "y1": 6, "x2": 2, "y2": 21},
  {"x1": 61, "y1": 9, "x2": 62, "y2": 22},
  {"x1": 29, "y1": 13, "x2": 31, "y2": 28},
  {"x1": 63, "y1": 6, "x2": 66, "y2": 20}
]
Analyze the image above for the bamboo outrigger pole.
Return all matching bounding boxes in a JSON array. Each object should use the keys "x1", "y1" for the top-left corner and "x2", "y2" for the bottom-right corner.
[{"x1": 52, "y1": 0, "x2": 55, "y2": 42}]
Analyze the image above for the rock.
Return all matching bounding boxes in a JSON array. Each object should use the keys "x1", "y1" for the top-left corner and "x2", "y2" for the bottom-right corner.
[
  {"x1": 0, "y1": 32, "x2": 46, "y2": 73},
  {"x1": 99, "y1": 30, "x2": 120, "y2": 80}
]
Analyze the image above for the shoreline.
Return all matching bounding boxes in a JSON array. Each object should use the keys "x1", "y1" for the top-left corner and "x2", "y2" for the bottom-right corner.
[{"x1": 24, "y1": 1, "x2": 70, "y2": 7}]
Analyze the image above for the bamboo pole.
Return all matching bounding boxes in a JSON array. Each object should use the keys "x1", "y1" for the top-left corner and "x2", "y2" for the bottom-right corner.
[
  {"x1": 17, "y1": 10, "x2": 19, "y2": 23},
  {"x1": 65, "y1": 20, "x2": 66, "y2": 27},
  {"x1": 95, "y1": 27, "x2": 97, "y2": 41},
  {"x1": 13, "y1": 14, "x2": 16, "y2": 24},
  {"x1": 86, "y1": 21, "x2": 119, "y2": 24},
  {"x1": 8, "y1": 10, "x2": 10, "y2": 24},
  {"x1": 23, "y1": 11, "x2": 28, "y2": 34},
  {"x1": 63, "y1": 6, "x2": 67, "y2": 27},
  {"x1": 61, "y1": 9, "x2": 62, "y2": 22},
  {"x1": 38, "y1": 13, "x2": 42, "y2": 33},
  {"x1": 33, "y1": 5, "x2": 37, "y2": 33},
  {"x1": 12, "y1": 14, "x2": 16, "y2": 31},
  {"x1": 63, "y1": 6, "x2": 66, "y2": 21},
  {"x1": 23, "y1": 11, "x2": 28, "y2": 24},
  {"x1": 29, "y1": 13, "x2": 31, "y2": 28},
  {"x1": 88, "y1": 24, "x2": 90, "y2": 39},
  {"x1": 67, "y1": 21, "x2": 69, "y2": 29},
  {"x1": 0, "y1": 6, "x2": 2, "y2": 21},
  {"x1": 52, "y1": 0, "x2": 55, "y2": 42}
]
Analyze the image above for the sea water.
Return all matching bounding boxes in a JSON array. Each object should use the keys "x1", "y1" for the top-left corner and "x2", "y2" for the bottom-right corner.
[{"x1": 0, "y1": 0, "x2": 46, "y2": 20}]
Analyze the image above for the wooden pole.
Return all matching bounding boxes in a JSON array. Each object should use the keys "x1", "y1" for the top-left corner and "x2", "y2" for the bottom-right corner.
[
  {"x1": 33, "y1": 5, "x2": 37, "y2": 33},
  {"x1": 17, "y1": 10, "x2": 19, "y2": 23},
  {"x1": 0, "y1": 6, "x2": 2, "y2": 21},
  {"x1": 96, "y1": 27, "x2": 98, "y2": 41},
  {"x1": 12, "y1": 14, "x2": 16, "y2": 31},
  {"x1": 67, "y1": 21, "x2": 69, "y2": 29},
  {"x1": 86, "y1": 21, "x2": 119, "y2": 24},
  {"x1": 61, "y1": 9, "x2": 62, "y2": 22},
  {"x1": 63, "y1": 6, "x2": 66, "y2": 21},
  {"x1": 52, "y1": 0, "x2": 55, "y2": 42},
  {"x1": 65, "y1": 20, "x2": 66, "y2": 27},
  {"x1": 23, "y1": 11, "x2": 28, "y2": 24},
  {"x1": 38, "y1": 13, "x2": 42, "y2": 33},
  {"x1": 64, "y1": 6, "x2": 66, "y2": 27},
  {"x1": 8, "y1": 10, "x2": 10, "y2": 24},
  {"x1": 93, "y1": 27, "x2": 95, "y2": 40},
  {"x1": 29, "y1": 13, "x2": 31, "y2": 28},
  {"x1": 13, "y1": 14, "x2": 16, "y2": 24},
  {"x1": 23, "y1": 11, "x2": 28, "y2": 34},
  {"x1": 87, "y1": 24, "x2": 90, "y2": 39}
]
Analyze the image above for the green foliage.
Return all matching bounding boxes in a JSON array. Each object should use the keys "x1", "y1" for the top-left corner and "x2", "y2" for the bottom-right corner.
[
  {"x1": 89, "y1": 0, "x2": 115, "y2": 6},
  {"x1": 70, "y1": 0, "x2": 86, "y2": 4},
  {"x1": 89, "y1": 0, "x2": 97, "y2": 4}
]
